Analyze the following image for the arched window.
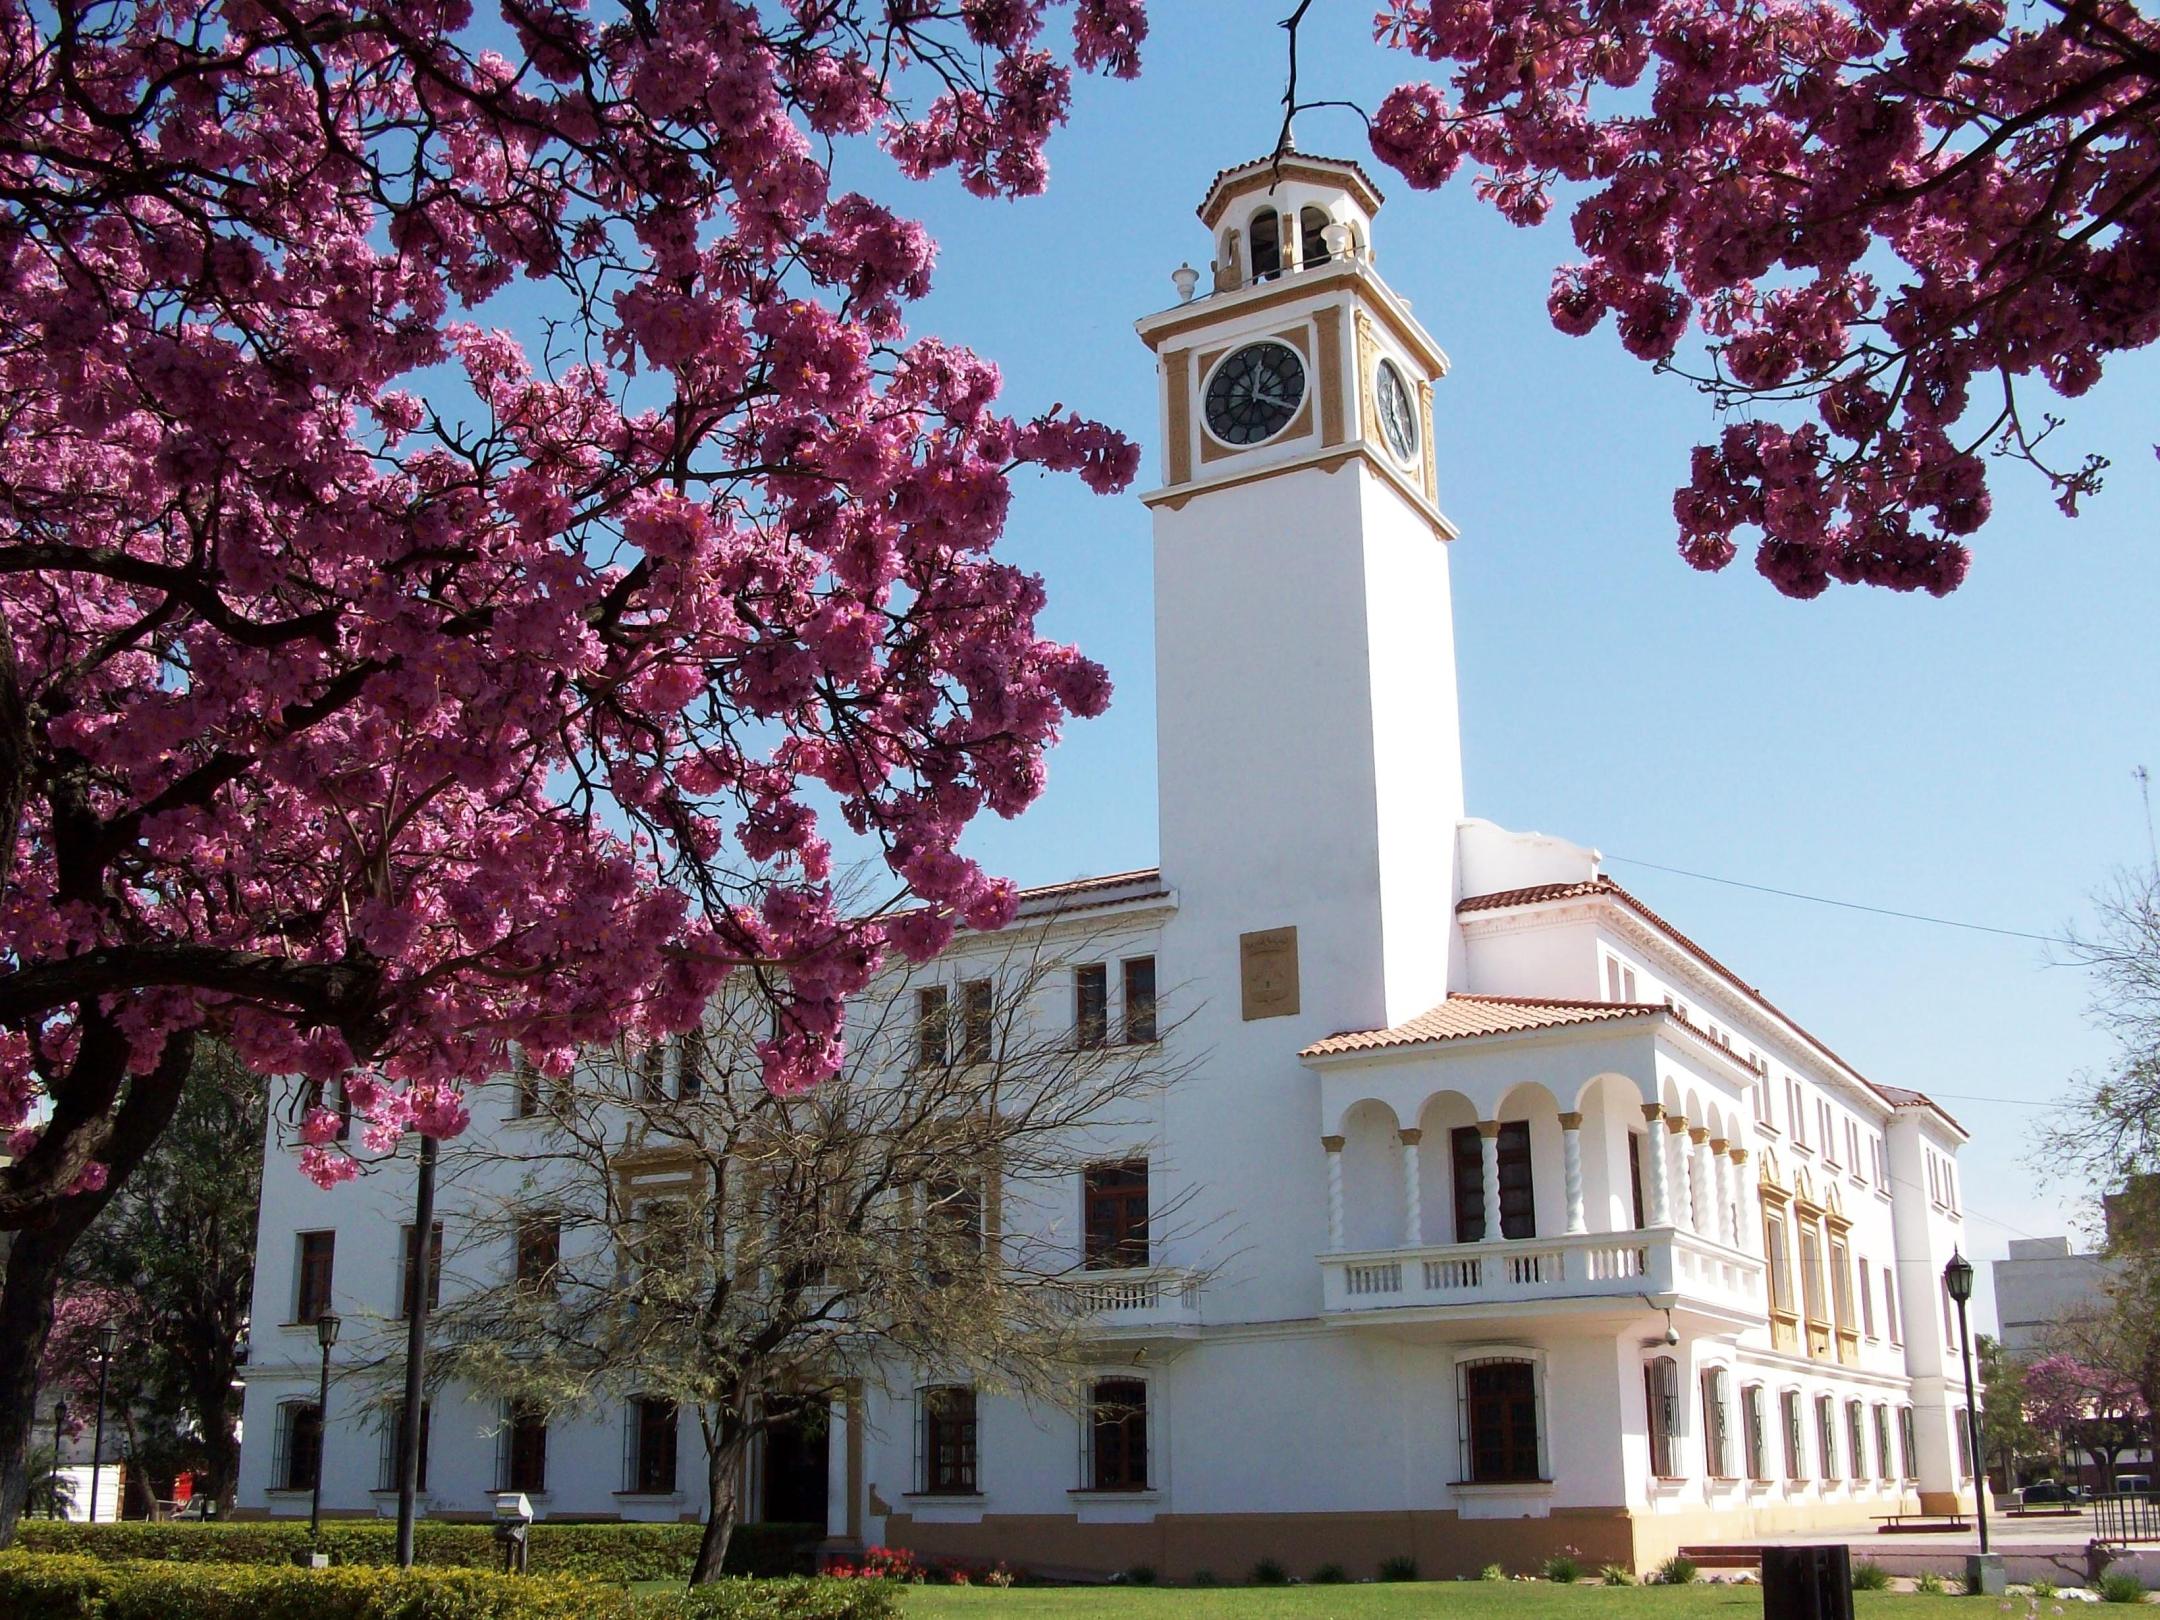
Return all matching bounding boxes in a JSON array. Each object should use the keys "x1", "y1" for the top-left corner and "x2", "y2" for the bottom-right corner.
[
  {"x1": 1458, "y1": 1356, "x2": 1543, "y2": 1483},
  {"x1": 1700, "y1": 1365, "x2": 1732, "y2": 1477},
  {"x1": 275, "y1": 1400, "x2": 323, "y2": 1492},
  {"x1": 1300, "y1": 207, "x2": 1332, "y2": 268},
  {"x1": 1086, "y1": 1377, "x2": 1149, "y2": 1491},
  {"x1": 1248, "y1": 209, "x2": 1281, "y2": 281}
]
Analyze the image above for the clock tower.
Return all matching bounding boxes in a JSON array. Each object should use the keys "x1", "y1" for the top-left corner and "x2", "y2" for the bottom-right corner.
[{"x1": 1139, "y1": 151, "x2": 1466, "y2": 1038}]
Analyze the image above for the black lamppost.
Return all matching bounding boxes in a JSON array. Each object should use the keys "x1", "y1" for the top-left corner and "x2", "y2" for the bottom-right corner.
[
  {"x1": 1944, "y1": 1252, "x2": 1990, "y2": 1554},
  {"x1": 87, "y1": 1325, "x2": 118, "y2": 1523},
  {"x1": 309, "y1": 1312, "x2": 340, "y2": 1543}
]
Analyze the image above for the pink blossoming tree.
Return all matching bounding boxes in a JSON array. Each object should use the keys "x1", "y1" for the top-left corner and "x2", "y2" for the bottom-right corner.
[
  {"x1": 0, "y1": 0, "x2": 1147, "y2": 1538},
  {"x1": 1365, "y1": 0, "x2": 2160, "y2": 596},
  {"x1": 2024, "y1": 1351, "x2": 2149, "y2": 1486}
]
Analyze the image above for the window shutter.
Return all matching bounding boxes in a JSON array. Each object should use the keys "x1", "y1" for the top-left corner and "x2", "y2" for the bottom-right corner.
[
  {"x1": 622, "y1": 1401, "x2": 639, "y2": 1493},
  {"x1": 912, "y1": 1392, "x2": 926, "y2": 1495},
  {"x1": 273, "y1": 1405, "x2": 292, "y2": 1491}
]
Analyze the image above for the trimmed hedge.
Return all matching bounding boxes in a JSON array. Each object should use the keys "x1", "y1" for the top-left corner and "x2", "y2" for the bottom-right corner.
[
  {"x1": 15, "y1": 1520, "x2": 823, "y2": 1581},
  {"x1": 0, "y1": 1553, "x2": 898, "y2": 1620}
]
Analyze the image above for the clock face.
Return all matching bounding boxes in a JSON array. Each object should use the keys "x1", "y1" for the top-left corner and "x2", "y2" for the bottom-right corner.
[
  {"x1": 1203, "y1": 340, "x2": 1306, "y2": 446},
  {"x1": 1375, "y1": 357, "x2": 1418, "y2": 463}
]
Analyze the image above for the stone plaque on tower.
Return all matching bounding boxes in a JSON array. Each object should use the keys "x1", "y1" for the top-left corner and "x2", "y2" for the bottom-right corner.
[{"x1": 1239, "y1": 927, "x2": 1300, "y2": 1020}]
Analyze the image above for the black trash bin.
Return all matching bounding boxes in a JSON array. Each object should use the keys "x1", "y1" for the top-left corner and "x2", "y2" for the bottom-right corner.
[{"x1": 1761, "y1": 1545, "x2": 1854, "y2": 1620}]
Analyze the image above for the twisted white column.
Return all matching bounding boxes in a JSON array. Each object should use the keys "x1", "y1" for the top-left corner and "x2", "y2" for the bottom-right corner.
[
  {"x1": 1559, "y1": 1111, "x2": 1586, "y2": 1235},
  {"x1": 1689, "y1": 1126, "x2": 1713, "y2": 1235},
  {"x1": 1642, "y1": 1105, "x2": 1672, "y2": 1226},
  {"x1": 1323, "y1": 1135, "x2": 1345, "y2": 1252},
  {"x1": 1479, "y1": 1120, "x2": 1504, "y2": 1242},
  {"x1": 1667, "y1": 1114, "x2": 1692, "y2": 1230},
  {"x1": 1711, "y1": 1138, "x2": 1734, "y2": 1246},
  {"x1": 1399, "y1": 1129, "x2": 1423, "y2": 1247},
  {"x1": 1731, "y1": 1147, "x2": 1756, "y2": 1253}
]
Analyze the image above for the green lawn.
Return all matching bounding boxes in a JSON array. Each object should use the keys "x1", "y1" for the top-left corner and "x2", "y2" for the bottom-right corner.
[{"x1": 898, "y1": 1584, "x2": 1955, "y2": 1618}]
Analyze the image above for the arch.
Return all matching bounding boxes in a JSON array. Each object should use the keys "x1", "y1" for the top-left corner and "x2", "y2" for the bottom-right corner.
[
  {"x1": 1494, "y1": 1081, "x2": 1565, "y2": 1238},
  {"x1": 1416, "y1": 1091, "x2": 1479, "y2": 1245},
  {"x1": 1299, "y1": 205, "x2": 1332, "y2": 268},
  {"x1": 1494, "y1": 1079, "x2": 1561, "y2": 1123},
  {"x1": 1577, "y1": 1072, "x2": 1647, "y2": 1233},
  {"x1": 1248, "y1": 207, "x2": 1281, "y2": 280},
  {"x1": 1338, "y1": 1097, "x2": 1404, "y2": 1252}
]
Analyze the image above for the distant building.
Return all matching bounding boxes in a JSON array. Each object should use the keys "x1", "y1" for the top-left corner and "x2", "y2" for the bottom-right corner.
[{"x1": 1992, "y1": 1237, "x2": 2119, "y2": 1357}]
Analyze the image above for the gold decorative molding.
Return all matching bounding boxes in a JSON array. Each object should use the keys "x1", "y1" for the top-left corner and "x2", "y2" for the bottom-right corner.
[
  {"x1": 1476, "y1": 1119, "x2": 1503, "y2": 1140},
  {"x1": 1164, "y1": 348, "x2": 1192, "y2": 486},
  {"x1": 1419, "y1": 378, "x2": 1438, "y2": 502},
  {"x1": 1352, "y1": 307, "x2": 1379, "y2": 437},
  {"x1": 1313, "y1": 304, "x2": 1345, "y2": 447},
  {"x1": 1321, "y1": 1134, "x2": 1346, "y2": 1153},
  {"x1": 1665, "y1": 1114, "x2": 1691, "y2": 1135},
  {"x1": 1397, "y1": 1128, "x2": 1423, "y2": 1147},
  {"x1": 1138, "y1": 266, "x2": 1447, "y2": 376},
  {"x1": 1558, "y1": 1112, "x2": 1584, "y2": 1130}
]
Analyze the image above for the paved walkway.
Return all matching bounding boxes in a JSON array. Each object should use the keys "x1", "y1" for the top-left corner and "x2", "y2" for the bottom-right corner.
[{"x1": 1706, "y1": 1511, "x2": 2160, "y2": 1586}]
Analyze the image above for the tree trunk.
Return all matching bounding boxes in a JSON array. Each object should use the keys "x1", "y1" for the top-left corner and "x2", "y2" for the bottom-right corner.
[
  {"x1": 0, "y1": 1033, "x2": 193, "y2": 1545},
  {"x1": 194, "y1": 1379, "x2": 241, "y2": 1510},
  {"x1": 691, "y1": 1423, "x2": 752, "y2": 1586}
]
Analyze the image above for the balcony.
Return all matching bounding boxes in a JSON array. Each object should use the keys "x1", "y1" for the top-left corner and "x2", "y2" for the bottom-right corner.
[
  {"x1": 1319, "y1": 1227, "x2": 1764, "y2": 1325},
  {"x1": 1058, "y1": 1266, "x2": 1204, "y2": 1341}
]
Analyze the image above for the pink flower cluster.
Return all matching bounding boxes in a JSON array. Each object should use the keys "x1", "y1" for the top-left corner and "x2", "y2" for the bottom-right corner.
[
  {"x1": 0, "y1": 0, "x2": 1146, "y2": 1202},
  {"x1": 1371, "y1": 0, "x2": 2158, "y2": 595}
]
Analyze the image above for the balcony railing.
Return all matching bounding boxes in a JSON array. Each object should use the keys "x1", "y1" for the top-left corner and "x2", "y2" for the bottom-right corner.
[
  {"x1": 1320, "y1": 1227, "x2": 1764, "y2": 1318},
  {"x1": 1058, "y1": 1266, "x2": 1203, "y2": 1329}
]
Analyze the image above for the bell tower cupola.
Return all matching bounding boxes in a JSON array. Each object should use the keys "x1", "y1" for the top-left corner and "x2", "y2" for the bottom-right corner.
[{"x1": 1141, "y1": 150, "x2": 1468, "y2": 1036}]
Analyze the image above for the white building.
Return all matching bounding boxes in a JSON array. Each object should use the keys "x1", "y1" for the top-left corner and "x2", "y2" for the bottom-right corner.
[{"x1": 236, "y1": 150, "x2": 1984, "y2": 1578}]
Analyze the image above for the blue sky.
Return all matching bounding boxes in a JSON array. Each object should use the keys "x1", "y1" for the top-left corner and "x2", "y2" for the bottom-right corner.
[{"x1": 831, "y1": 6, "x2": 2159, "y2": 1330}]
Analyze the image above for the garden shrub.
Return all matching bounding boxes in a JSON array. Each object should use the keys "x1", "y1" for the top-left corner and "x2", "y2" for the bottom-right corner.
[
  {"x1": 1478, "y1": 1562, "x2": 1505, "y2": 1582},
  {"x1": 1121, "y1": 1565, "x2": 1158, "y2": 1586},
  {"x1": 1377, "y1": 1555, "x2": 1418, "y2": 1582},
  {"x1": 1541, "y1": 1551, "x2": 1584, "y2": 1584},
  {"x1": 1248, "y1": 1557, "x2": 1288, "y2": 1586},
  {"x1": 0, "y1": 1553, "x2": 896, "y2": 1620},
  {"x1": 1188, "y1": 1569, "x2": 1220, "y2": 1587},
  {"x1": 1310, "y1": 1563, "x2": 1347, "y2": 1584},
  {"x1": 1601, "y1": 1563, "x2": 1637, "y2": 1586},
  {"x1": 1850, "y1": 1560, "x2": 1892, "y2": 1591},
  {"x1": 1914, "y1": 1570, "x2": 1948, "y2": 1594},
  {"x1": 13, "y1": 1520, "x2": 823, "y2": 1580},
  {"x1": 2029, "y1": 1578, "x2": 2059, "y2": 1599},
  {"x1": 1654, "y1": 1554, "x2": 1699, "y2": 1585},
  {"x1": 2096, "y1": 1572, "x2": 2147, "y2": 1604}
]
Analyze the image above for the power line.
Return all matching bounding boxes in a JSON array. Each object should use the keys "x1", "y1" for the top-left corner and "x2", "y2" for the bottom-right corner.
[{"x1": 1604, "y1": 854, "x2": 2073, "y2": 947}]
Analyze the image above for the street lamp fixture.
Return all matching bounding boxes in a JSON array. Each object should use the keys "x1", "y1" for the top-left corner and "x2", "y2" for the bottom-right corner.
[
  {"x1": 309, "y1": 1313, "x2": 341, "y2": 1547},
  {"x1": 1943, "y1": 1250, "x2": 1997, "y2": 1592},
  {"x1": 88, "y1": 1326, "x2": 118, "y2": 1524}
]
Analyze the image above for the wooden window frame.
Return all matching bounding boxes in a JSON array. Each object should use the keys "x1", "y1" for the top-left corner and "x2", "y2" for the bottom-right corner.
[
  {"x1": 1082, "y1": 1160, "x2": 1149, "y2": 1270},
  {"x1": 1461, "y1": 1357, "x2": 1544, "y2": 1485},
  {"x1": 295, "y1": 1230, "x2": 335, "y2": 1324},
  {"x1": 1087, "y1": 1377, "x2": 1149, "y2": 1492}
]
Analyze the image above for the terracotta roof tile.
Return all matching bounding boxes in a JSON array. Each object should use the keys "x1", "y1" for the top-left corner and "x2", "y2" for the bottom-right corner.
[
  {"x1": 1456, "y1": 878, "x2": 1962, "y2": 1132},
  {"x1": 1300, "y1": 994, "x2": 1659, "y2": 1058}
]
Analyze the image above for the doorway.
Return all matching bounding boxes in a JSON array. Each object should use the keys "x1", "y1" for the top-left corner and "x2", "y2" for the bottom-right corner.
[{"x1": 760, "y1": 1397, "x2": 830, "y2": 1528}]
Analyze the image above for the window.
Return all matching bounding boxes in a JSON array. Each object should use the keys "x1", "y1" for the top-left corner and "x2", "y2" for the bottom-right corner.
[
  {"x1": 1942, "y1": 1278, "x2": 1956, "y2": 1346},
  {"x1": 502, "y1": 1400, "x2": 548, "y2": 1493},
  {"x1": 1628, "y1": 1133, "x2": 1647, "y2": 1229},
  {"x1": 1898, "y1": 1407, "x2": 1917, "y2": 1478},
  {"x1": 1604, "y1": 957, "x2": 1638, "y2": 1003},
  {"x1": 1701, "y1": 1366, "x2": 1733, "y2": 1478},
  {"x1": 1645, "y1": 1356, "x2": 1681, "y2": 1479},
  {"x1": 626, "y1": 1397, "x2": 678, "y2": 1494},
  {"x1": 1074, "y1": 964, "x2": 1108, "y2": 1049},
  {"x1": 638, "y1": 1042, "x2": 666, "y2": 1103},
  {"x1": 1764, "y1": 1212, "x2": 1792, "y2": 1313},
  {"x1": 1954, "y1": 1407, "x2": 1973, "y2": 1479},
  {"x1": 1859, "y1": 1261, "x2": 1875, "y2": 1337},
  {"x1": 1248, "y1": 208, "x2": 1281, "y2": 279},
  {"x1": 1799, "y1": 1226, "x2": 1827, "y2": 1324},
  {"x1": 919, "y1": 1386, "x2": 978, "y2": 1495},
  {"x1": 678, "y1": 1028, "x2": 706, "y2": 1099},
  {"x1": 1819, "y1": 1101, "x2": 1836, "y2": 1162},
  {"x1": 513, "y1": 1056, "x2": 542, "y2": 1119},
  {"x1": 275, "y1": 1401, "x2": 323, "y2": 1492},
  {"x1": 1298, "y1": 205, "x2": 1331, "y2": 268},
  {"x1": 1088, "y1": 1378, "x2": 1149, "y2": 1491},
  {"x1": 1829, "y1": 1237, "x2": 1853, "y2": 1333},
  {"x1": 1787, "y1": 1079, "x2": 1806, "y2": 1144},
  {"x1": 924, "y1": 1174, "x2": 985, "y2": 1282},
  {"x1": 1782, "y1": 1390, "x2": 1806, "y2": 1481},
  {"x1": 399, "y1": 1221, "x2": 444, "y2": 1320},
  {"x1": 295, "y1": 1231, "x2": 335, "y2": 1323},
  {"x1": 1816, "y1": 1395, "x2": 1838, "y2": 1483},
  {"x1": 1083, "y1": 1161, "x2": 1149, "y2": 1269},
  {"x1": 1846, "y1": 1400, "x2": 1866, "y2": 1482},
  {"x1": 376, "y1": 1400, "x2": 431, "y2": 1493},
  {"x1": 1122, "y1": 956, "x2": 1158, "y2": 1045},
  {"x1": 305, "y1": 1077, "x2": 352, "y2": 1139},
  {"x1": 1451, "y1": 1122, "x2": 1534, "y2": 1242},
  {"x1": 516, "y1": 1214, "x2": 560, "y2": 1295},
  {"x1": 960, "y1": 979, "x2": 994, "y2": 1064},
  {"x1": 1846, "y1": 1120, "x2": 1862, "y2": 1173},
  {"x1": 915, "y1": 986, "x2": 949, "y2": 1069},
  {"x1": 1874, "y1": 1404, "x2": 1893, "y2": 1480},
  {"x1": 1742, "y1": 1385, "x2": 1769, "y2": 1481},
  {"x1": 1883, "y1": 1264, "x2": 1900, "y2": 1343},
  {"x1": 1461, "y1": 1358, "x2": 1543, "y2": 1483}
]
